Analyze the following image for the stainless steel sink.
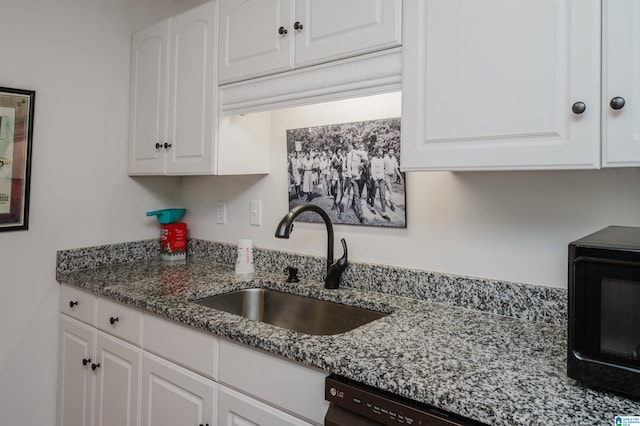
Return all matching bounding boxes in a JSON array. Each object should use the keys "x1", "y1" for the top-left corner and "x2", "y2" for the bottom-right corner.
[{"x1": 193, "y1": 288, "x2": 388, "y2": 335}]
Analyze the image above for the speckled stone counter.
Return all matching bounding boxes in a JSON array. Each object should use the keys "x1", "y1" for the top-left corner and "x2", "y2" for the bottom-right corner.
[{"x1": 56, "y1": 240, "x2": 640, "y2": 425}]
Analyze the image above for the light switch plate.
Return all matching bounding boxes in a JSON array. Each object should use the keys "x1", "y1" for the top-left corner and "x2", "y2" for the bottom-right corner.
[
  {"x1": 250, "y1": 200, "x2": 262, "y2": 226},
  {"x1": 216, "y1": 201, "x2": 227, "y2": 224}
]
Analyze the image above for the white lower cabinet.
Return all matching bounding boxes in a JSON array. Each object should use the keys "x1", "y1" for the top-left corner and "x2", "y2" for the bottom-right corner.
[
  {"x1": 57, "y1": 315, "x2": 96, "y2": 426},
  {"x1": 143, "y1": 313, "x2": 218, "y2": 379},
  {"x1": 218, "y1": 385, "x2": 312, "y2": 426},
  {"x1": 219, "y1": 338, "x2": 328, "y2": 425},
  {"x1": 57, "y1": 317, "x2": 143, "y2": 426},
  {"x1": 141, "y1": 352, "x2": 217, "y2": 426},
  {"x1": 58, "y1": 285, "x2": 328, "y2": 426},
  {"x1": 94, "y1": 331, "x2": 142, "y2": 426}
]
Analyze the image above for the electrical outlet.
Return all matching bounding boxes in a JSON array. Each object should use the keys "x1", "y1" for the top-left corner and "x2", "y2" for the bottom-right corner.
[
  {"x1": 250, "y1": 200, "x2": 262, "y2": 226},
  {"x1": 216, "y1": 201, "x2": 227, "y2": 224}
]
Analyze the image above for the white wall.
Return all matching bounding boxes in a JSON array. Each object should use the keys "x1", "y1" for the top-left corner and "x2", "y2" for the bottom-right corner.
[
  {"x1": 0, "y1": 0, "x2": 201, "y2": 424},
  {"x1": 182, "y1": 92, "x2": 640, "y2": 289}
]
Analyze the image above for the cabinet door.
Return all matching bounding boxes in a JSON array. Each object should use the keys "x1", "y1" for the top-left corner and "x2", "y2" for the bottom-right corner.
[
  {"x1": 602, "y1": 0, "x2": 640, "y2": 167},
  {"x1": 94, "y1": 332, "x2": 142, "y2": 426},
  {"x1": 166, "y1": 1, "x2": 217, "y2": 175},
  {"x1": 293, "y1": 0, "x2": 401, "y2": 67},
  {"x1": 401, "y1": 0, "x2": 601, "y2": 171},
  {"x1": 128, "y1": 19, "x2": 170, "y2": 175},
  {"x1": 218, "y1": 0, "x2": 294, "y2": 84},
  {"x1": 141, "y1": 353, "x2": 216, "y2": 426},
  {"x1": 57, "y1": 316, "x2": 96, "y2": 426},
  {"x1": 218, "y1": 385, "x2": 312, "y2": 426}
]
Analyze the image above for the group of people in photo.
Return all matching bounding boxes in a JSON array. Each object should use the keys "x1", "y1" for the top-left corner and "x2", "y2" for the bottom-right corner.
[{"x1": 288, "y1": 141, "x2": 403, "y2": 224}]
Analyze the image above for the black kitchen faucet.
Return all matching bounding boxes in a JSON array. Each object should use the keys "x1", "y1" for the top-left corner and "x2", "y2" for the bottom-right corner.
[{"x1": 274, "y1": 204, "x2": 348, "y2": 289}]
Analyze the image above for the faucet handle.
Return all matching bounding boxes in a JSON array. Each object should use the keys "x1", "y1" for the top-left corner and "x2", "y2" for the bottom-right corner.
[
  {"x1": 337, "y1": 238, "x2": 348, "y2": 267},
  {"x1": 325, "y1": 239, "x2": 348, "y2": 290}
]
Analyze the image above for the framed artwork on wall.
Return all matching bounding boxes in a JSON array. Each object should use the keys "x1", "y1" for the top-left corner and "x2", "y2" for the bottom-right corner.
[
  {"x1": 286, "y1": 117, "x2": 406, "y2": 228},
  {"x1": 0, "y1": 87, "x2": 35, "y2": 232}
]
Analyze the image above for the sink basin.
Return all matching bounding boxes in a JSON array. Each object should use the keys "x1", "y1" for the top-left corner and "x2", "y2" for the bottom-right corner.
[{"x1": 193, "y1": 288, "x2": 388, "y2": 335}]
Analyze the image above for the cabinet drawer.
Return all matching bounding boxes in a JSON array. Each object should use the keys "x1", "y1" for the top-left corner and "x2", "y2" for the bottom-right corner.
[
  {"x1": 60, "y1": 285, "x2": 97, "y2": 326},
  {"x1": 97, "y1": 298, "x2": 143, "y2": 346},
  {"x1": 219, "y1": 338, "x2": 328, "y2": 425},
  {"x1": 143, "y1": 313, "x2": 218, "y2": 379}
]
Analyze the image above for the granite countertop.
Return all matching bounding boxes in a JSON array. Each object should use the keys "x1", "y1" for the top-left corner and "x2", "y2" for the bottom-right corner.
[{"x1": 56, "y1": 258, "x2": 640, "y2": 425}]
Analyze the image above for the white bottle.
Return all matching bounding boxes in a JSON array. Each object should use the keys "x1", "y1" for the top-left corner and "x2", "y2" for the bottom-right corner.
[{"x1": 235, "y1": 239, "x2": 254, "y2": 274}]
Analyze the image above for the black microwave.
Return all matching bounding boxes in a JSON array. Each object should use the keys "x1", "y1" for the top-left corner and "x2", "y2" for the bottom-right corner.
[{"x1": 568, "y1": 226, "x2": 640, "y2": 399}]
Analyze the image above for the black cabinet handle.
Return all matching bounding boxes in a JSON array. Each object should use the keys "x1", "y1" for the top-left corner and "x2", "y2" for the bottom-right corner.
[
  {"x1": 69, "y1": 301, "x2": 78, "y2": 308},
  {"x1": 278, "y1": 26, "x2": 288, "y2": 35},
  {"x1": 198, "y1": 424, "x2": 209, "y2": 426},
  {"x1": 571, "y1": 101, "x2": 586, "y2": 115},
  {"x1": 610, "y1": 96, "x2": 625, "y2": 110},
  {"x1": 109, "y1": 316, "x2": 119, "y2": 325},
  {"x1": 82, "y1": 358, "x2": 91, "y2": 366},
  {"x1": 294, "y1": 21, "x2": 303, "y2": 30},
  {"x1": 91, "y1": 363, "x2": 100, "y2": 371},
  {"x1": 155, "y1": 142, "x2": 161, "y2": 149},
  {"x1": 163, "y1": 142, "x2": 172, "y2": 149}
]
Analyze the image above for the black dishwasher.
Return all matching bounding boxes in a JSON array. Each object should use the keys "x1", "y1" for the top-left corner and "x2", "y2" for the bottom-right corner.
[{"x1": 325, "y1": 375, "x2": 486, "y2": 426}]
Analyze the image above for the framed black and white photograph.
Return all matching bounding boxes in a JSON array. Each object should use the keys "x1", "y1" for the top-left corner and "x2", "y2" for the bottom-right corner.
[
  {"x1": 0, "y1": 87, "x2": 35, "y2": 232},
  {"x1": 286, "y1": 117, "x2": 406, "y2": 228}
]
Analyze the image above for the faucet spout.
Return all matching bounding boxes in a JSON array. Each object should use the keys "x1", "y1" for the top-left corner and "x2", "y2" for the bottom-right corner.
[{"x1": 275, "y1": 203, "x2": 347, "y2": 289}]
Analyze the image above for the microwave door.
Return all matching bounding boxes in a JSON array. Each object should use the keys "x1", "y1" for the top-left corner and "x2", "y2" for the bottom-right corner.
[
  {"x1": 600, "y1": 277, "x2": 640, "y2": 361},
  {"x1": 573, "y1": 257, "x2": 640, "y2": 368}
]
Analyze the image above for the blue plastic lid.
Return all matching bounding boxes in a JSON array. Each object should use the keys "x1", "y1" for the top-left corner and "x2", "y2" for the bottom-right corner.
[{"x1": 146, "y1": 208, "x2": 186, "y2": 224}]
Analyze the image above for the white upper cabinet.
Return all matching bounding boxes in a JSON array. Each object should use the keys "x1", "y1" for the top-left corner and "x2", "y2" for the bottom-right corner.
[
  {"x1": 218, "y1": 0, "x2": 294, "y2": 83},
  {"x1": 602, "y1": 0, "x2": 640, "y2": 167},
  {"x1": 129, "y1": 1, "x2": 271, "y2": 175},
  {"x1": 218, "y1": 0, "x2": 402, "y2": 84},
  {"x1": 128, "y1": 19, "x2": 170, "y2": 175},
  {"x1": 166, "y1": 2, "x2": 218, "y2": 175},
  {"x1": 293, "y1": 0, "x2": 402, "y2": 67},
  {"x1": 129, "y1": 1, "x2": 220, "y2": 176},
  {"x1": 401, "y1": 0, "x2": 601, "y2": 171}
]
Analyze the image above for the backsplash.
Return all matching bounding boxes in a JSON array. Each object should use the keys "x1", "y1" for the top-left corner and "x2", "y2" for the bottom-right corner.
[
  {"x1": 56, "y1": 239, "x2": 159, "y2": 272},
  {"x1": 56, "y1": 238, "x2": 567, "y2": 325}
]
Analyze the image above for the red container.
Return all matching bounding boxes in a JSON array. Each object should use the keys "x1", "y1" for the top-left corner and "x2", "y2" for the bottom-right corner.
[{"x1": 160, "y1": 222, "x2": 187, "y2": 260}]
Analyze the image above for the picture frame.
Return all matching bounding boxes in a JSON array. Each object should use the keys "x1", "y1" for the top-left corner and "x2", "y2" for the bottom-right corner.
[
  {"x1": 0, "y1": 87, "x2": 35, "y2": 232},
  {"x1": 286, "y1": 117, "x2": 406, "y2": 228}
]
